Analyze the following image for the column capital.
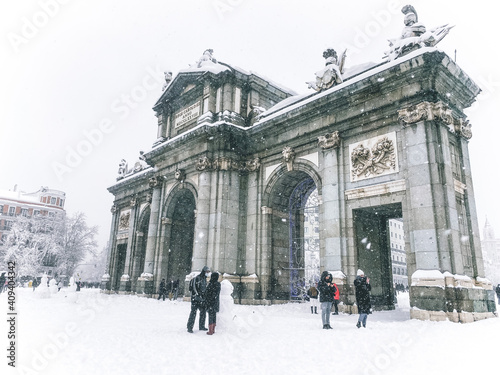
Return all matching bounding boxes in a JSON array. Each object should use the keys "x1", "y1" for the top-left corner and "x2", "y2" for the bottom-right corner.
[{"x1": 318, "y1": 131, "x2": 341, "y2": 149}]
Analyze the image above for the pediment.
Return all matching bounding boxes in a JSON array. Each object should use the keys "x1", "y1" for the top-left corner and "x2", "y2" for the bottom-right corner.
[{"x1": 153, "y1": 72, "x2": 205, "y2": 110}]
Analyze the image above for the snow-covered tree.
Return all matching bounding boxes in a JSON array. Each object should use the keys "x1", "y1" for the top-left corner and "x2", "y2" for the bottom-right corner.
[
  {"x1": 2, "y1": 215, "x2": 63, "y2": 276},
  {"x1": 55, "y1": 212, "x2": 99, "y2": 276},
  {"x1": 0, "y1": 212, "x2": 98, "y2": 277}
]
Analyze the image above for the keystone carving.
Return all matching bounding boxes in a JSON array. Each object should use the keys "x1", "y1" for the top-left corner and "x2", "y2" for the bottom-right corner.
[
  {"x1": 174, "y1": 169, "x2": 186, "y2": 181},
  {"x1": 318, "y1": 131, "x2": 341, "y2": 149},
  {"x1": 282, "y1": 147, "x2": 295, "y2": 171}
]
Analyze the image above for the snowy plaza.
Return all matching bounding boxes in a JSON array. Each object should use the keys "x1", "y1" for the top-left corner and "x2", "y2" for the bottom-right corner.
[{"x1": 2, "y1": 287, "x2": 499, "y2": 375}]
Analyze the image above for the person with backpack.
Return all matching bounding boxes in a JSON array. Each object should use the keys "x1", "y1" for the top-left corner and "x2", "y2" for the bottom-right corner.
[
  {"x1": 307, "y1": 283, "x2": 319, "y2": 314},
  {"x1": 205, "y1": 272, "x2": 221, "y2": 335},
  {"x1": 318, "y1": 271, "x2": 337, "y2": 329},
  {"x1": 187, "y1": 266, "x2": 210, "y2": 333}
]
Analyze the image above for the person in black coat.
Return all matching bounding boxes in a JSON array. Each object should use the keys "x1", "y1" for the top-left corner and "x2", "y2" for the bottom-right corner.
[
  {"x1": 158, "y1": 278, "x2": 167, "y2": 301},
  {"x1": 354, "y1": 269, "x2": 372, "y2": 328},
  {"x1": 205, "y1": 272, "x2": 221, "y2": 335},
  {"x1": 496, "y1": 284, "x2": 500, "y2": 304},
  {"x1": 186, "y1": 266, "x2": 210, "y2": 333},
  {"x1": 318, "y1": 271, "x2": 337, "y2": 329}
]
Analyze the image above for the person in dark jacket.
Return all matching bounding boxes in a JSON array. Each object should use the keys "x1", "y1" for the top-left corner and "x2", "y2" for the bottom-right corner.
[
  {"x1": 496, "y1": 284, "x2": 500, "y2": 304},
  {"x1": 32, "y1": 277, "x2": 39, "y2": 291},
  {"x1": 318, "y1": 271, "x2": 337, "y2": 329},
  {"x1": 187, "y1": 266, "x2": 210, "y2": 333},
  {"x1": 354, "y1": 269, "x2": 372, "y2": 328},
  {"x1": 158, "y1": 278, "x2": 167, "y2": 301},
  {"x1": 205, "y1": 272, "x2": 221, "y2": 335}
]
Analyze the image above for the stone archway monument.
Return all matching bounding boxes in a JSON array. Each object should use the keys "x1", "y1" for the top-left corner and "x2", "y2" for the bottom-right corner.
[{"x1": 103, "y1": 7, "x2": 496, "y2": 322}]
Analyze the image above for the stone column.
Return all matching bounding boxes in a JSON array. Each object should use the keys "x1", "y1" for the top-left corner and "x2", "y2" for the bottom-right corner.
[
  {"x1": 318, "y1": 131, "x2": 343, "y2": 271},
  {"x1": 137, "y1": 178, "x2": 162, "y2": 294}
]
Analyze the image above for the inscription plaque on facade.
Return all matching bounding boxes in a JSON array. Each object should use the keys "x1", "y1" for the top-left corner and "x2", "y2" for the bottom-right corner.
[{"x1": 175, "y1": 101, "x2": 200, "y2": 128}]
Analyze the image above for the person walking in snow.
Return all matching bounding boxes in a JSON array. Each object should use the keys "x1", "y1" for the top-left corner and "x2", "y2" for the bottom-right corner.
[
  {"x1": 354, "y1": 269, "x2": 372, "y2": 328},
  {"x1": 187, "y1": 266, "x2": 210, "y2": 333},
  {"x1": 307, "y1": 283, "x2": 319, "y2": 314},
  {"x1": 332, "y1": 282, "x2": 340, "y2": 315},
  {"x1": 496, "y1": 284, "x2": 500, "y2": 303},
  {"x1": 205, "y1": 272, "x2": 221, "y2": 335},
  {"x1": 0, "y1": 272, "x2": 5, "y2": 293},
  {"x1": 32, "y1": 277, "x2": 38, "y2": 292},
  {"x1": 158, "y1": 278, "x2": 167, "y2": 301},
  {"x1": 173, "y1": 279, "x2": 179, "y2": 300},
  {"x1": 318, "y1": 271, "x2": 337, "y2": 329}
]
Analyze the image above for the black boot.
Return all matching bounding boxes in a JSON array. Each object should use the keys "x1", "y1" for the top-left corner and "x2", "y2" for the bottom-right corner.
[
  {"x1": 311, "y1": 306, "x2": 314, "y2": 314},
  {"x1": 314, "y1": 307, "x2": 318, "y2": 314},
  {"x1": 356, "y1": 321, "x2": 361, "y2": 328}
]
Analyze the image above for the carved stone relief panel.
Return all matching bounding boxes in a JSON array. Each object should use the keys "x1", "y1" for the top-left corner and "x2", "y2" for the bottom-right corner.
[
  {"x1": 349, "y1": 132, "x2": 399, "y2": 182},
  {"x1": 118, "y1": 209, "x2": 131, "y2": 231}
]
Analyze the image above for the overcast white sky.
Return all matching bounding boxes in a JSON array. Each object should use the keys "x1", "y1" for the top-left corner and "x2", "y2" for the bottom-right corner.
[{"x1": 1, "y1": 0, "x2": 499, "y2": 251}]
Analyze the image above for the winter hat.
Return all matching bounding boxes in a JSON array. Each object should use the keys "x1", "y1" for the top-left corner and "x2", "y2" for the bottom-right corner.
[
  {"x1": 357, "y1": 269, "x2": 365, "y2": 276},
  {"x1": 202, "y1": 266, "x2": 210, "y2": 272}
]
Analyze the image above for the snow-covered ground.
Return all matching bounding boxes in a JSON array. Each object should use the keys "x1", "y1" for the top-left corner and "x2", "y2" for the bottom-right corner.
[{"x1": 1, "y1": 287, "x2": 498, "y2": 375}]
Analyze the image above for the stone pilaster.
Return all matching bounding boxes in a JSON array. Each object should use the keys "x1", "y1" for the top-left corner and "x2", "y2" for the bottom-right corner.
[
  {"x1": 192, "y1": 170, "x2": 211, "y2": 272},
  {"x1": 101, "y1": 205, "x2": 118, "y2": 292},
  {"x1": 318, "y1": 131, "x2": 343, "y2": 271}
]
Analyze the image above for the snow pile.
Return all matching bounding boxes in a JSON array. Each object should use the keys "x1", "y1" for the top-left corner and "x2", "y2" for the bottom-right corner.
[
  {"x1": 35, "y1": 274, "x2": 50, "y2": 299},
  {"x1": 411, "y1": 269, "x2": 445, "y2": 287},
  {"x1": 48, "y1": 279, "x2": 58, "y2": 295}
]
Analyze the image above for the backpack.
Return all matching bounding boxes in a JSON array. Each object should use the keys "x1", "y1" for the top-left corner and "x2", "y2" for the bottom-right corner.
[{"x1": 189, "y1": 277, "x2": 196, "y2": 293}]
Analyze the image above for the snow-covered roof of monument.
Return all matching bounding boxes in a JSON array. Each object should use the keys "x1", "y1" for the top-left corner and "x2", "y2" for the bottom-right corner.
[{"x1": 255, "y1": 47, "x2": 443, "y2": 125}]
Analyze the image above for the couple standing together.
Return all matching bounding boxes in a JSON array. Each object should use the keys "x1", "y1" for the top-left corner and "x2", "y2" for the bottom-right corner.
[
  {"x1": 318, "y1": 269, "x2": 372, "y2": 329},
  {"x1": 187, "y1": 266, "x2": 221, "y2": 335}
]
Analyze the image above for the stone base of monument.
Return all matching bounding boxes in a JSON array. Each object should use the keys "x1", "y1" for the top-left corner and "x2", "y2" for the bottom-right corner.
[
  {"x1": 222, "y1": 274, "x2": 271, "y2": 305},
  {"x1": 100, "y1": 274, "x2": 111, "y2": 293},
  {"x1": 136, "y1": 274, "x2": 154, "y2": 296},
  {"x1": 118, "y1": 280, "x2": 132, "y2": 294},
  {"x1": 410, "y1": 270, "x2": 497, "y2": 323}
]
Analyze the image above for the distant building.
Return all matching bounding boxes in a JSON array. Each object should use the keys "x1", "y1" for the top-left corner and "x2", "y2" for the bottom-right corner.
[
  {"x1": 0, "y1": 185, "x2": 66, "y2": 275},
  {"x1": 481, "y1": 218, "x2": 500, "y2": 285},
  {"x1": 389, "y1": 218, "x2": 408, "y2": 287}
]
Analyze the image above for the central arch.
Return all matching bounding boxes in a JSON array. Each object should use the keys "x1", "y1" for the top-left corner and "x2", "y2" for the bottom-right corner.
[
  {"x1": 265, "y1": 165, "x2": 322, "y2": 301},
  {"x1": 162, "y1": 186, "x2": 197, "y2": 296}
]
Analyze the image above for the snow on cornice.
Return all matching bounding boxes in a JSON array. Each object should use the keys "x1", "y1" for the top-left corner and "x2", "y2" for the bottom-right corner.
[{"x1": 254, "y1": 47, "x2": 441, "y2": 127}]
